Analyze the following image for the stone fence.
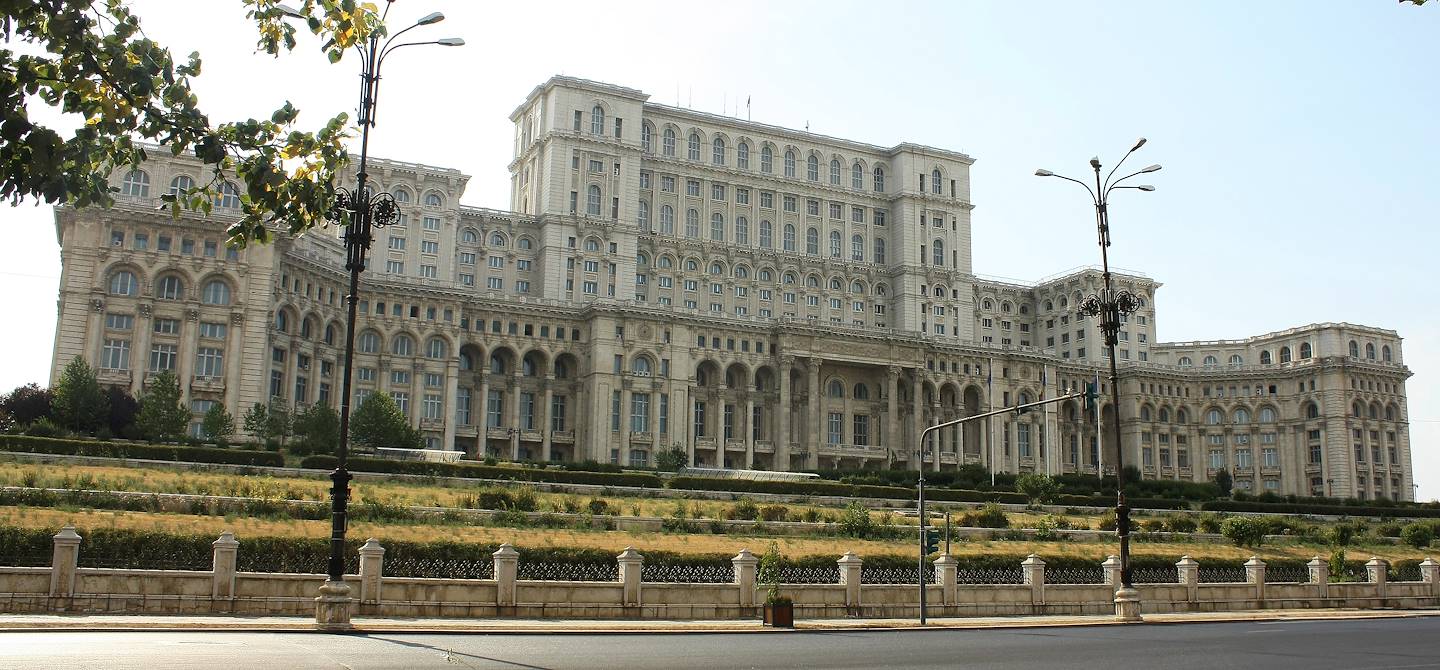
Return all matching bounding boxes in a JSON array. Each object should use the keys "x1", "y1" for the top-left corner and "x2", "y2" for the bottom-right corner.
[{"x1": 1, "y1": 526, "x2": 1436, "y2": 620}]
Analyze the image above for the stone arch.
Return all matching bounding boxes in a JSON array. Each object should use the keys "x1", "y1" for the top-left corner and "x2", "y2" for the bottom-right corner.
[
  {"x1": 488, "y1": 345, "x2": 518, "y2": 375},
  {"x1": 522, "y1": 349, "x2": 549, "y2": 377},
  {"x1": 695, "y1": 359, "x2": 722, "y2": 388},
  {"x1": 553, "y1": 352, "x2": 579, "y2": 380}
]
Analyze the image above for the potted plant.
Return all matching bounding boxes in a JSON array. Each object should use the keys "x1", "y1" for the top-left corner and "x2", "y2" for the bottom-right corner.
[{"x1": 759, "y1": 542, "x2": 793, "y2": 628}]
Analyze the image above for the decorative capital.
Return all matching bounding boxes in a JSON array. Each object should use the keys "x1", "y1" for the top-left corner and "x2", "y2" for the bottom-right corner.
[
  {"x1": 91, "y1": 298, "x2": 104, "y2": 313},
  {"x1": 212, "y1": 531, "x2": 239, "y2": 550},
  {"x1": 358, "y1": 538, "x2": 385, "y2": 557},
  {"x1": 493, "y1": 543, "x2": 520, "y2": 560}
]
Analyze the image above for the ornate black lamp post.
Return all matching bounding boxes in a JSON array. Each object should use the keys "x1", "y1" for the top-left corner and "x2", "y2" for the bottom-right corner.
[
  {"x1": 295, "y1": 2, "x2": 462, "y2": 628},
  {"x1": 1035, "y1": 140, "x2": 1159, "y2": 621}
]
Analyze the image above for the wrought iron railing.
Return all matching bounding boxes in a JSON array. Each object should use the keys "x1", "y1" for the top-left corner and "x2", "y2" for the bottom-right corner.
[
  {"x1": 1198, "y1": 566, "x2": 1248, "y2": 583},
  {"x1": 1045, "y1": 567, "x2": 1104, "y2": 585},
  {"x1": 518, "y1": 561, "x2": 618, "y2": 582},
  {"x1": 861, "y1": 566, "x2": 936, "y2": 584},
  {"x1": 642, "y1": 563, "x2": 733, "y2": 583},
  {"x1": 955, "y1": 568, "x2": 1024, "y2": 585},
  {"x1": 1132, "y1": 566, "x2": 1178, "y2": 584},
  {"x1": 80, "y1": 554, "x2": 211, "y2": 571},
  {"x1": 1264, "y1": 566, "x2": 1310, "y2": 584},
  {"x1": 0, "y1": 554, "x2": 52, "y2": 568},
  {"x1": 778, "y1": 565, "x2": 840, "y2": 584},
  {"x1": 385, "y1": 557, "x2": 493, "y2": 580},
  {"x1": 1390, "y1": 564, "x2": 1422, "y2": 582}
]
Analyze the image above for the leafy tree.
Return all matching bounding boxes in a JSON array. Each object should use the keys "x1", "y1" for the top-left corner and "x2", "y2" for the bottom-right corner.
[
  {"x1": 292, "y1": 402, "x2": 340, "y2": 455},
  {"x1": 134, "y1": 371, "x2": 188, "y2": 441},
  {"x1": 1014, "y1": 473, "x2": 1061, "y2": 507},
  {"x1": 105, "y1": 386, "x2": 139, "y2": 438},
  {"x1": 0, "y1": 1, "x2": 406, "y2": 245},
  {"x1": 1220, "y1": 516, "x2": 1267, "y2": 548},
  {"x1": 266, "y1": 403, "x2": 292, "y2": 446},
  {"x1": 242, "y1": 402, "x2": 270, "y2": 443},
  {"x1": 349, "y1": 392, "x2": 421, "y2": 452},
  {"x1": 1400, "y1": 523, "x2": 1434, "y2": 550},
  {"x1": 1, "y1": 383, "x2": 52, "y2": 426},
  {"x1": 654, "y1": 443, "x2": 688, "y2": 471},
  {"x1": 51, "y1": 357, "x2": 108, "y2": 434},
  {"x1": 201, "y1": 403, "x2": 235, "y2": 445},
  {"x1": 1213, "y1": 468, "x2": 1233, "y2": 497}
]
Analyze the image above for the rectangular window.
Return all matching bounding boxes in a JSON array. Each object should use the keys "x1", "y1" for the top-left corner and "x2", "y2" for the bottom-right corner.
[
  {"x1": 105, "y1": 313, "x2": 133, "y2": 330},
  {"x1": 269, "y1": 370, "x2": 284, "y2": 399},
  {"x1": 195, "y1": 347, "x2": 224, "y2": 377},
  {"x1": 686, "y1": 180, "x2": 701, "y2": 196},
  {"x1": 611, "y1": 390, "x2": 622, "y2": 432},
  {"x1": 456, "y1": 388, "x2": 472, "y2": 425},
  {"x1": 487, "y1": 389, "x2": 503, "y2": 428},
  {"x1": 630, "y1": 392, "x2": 650, "y2": 433},
  {"x1": 386, "y1": 260, "x2": 404, "y2": 274},
  {"x1": 149, "y1": 344, "x2": 178, "y2": 371},
  {"x1": 423, "y1": 216, "x2": 440, "y2": 231},
  {"x1": 153, "y1": 318, "x2": 180, "y2": 335},
  {"x1": 550, "y1": 395, "x2": 567, "y2": 432},
  {"x1": 420, "y1": 240, "x2": 439, "y2": 254},
  {"x1": 760, "y1": 192, "x2": 774, "y2": 208},
  {"x1": 101, "y1": 339, "x2": 130, "y2": 370},
  {"x1": 519, "y1": 391, "x2": 535, "y2": 430},
  {"x1": 827, "y1": 412, "x2": 843, "y2": 444}
]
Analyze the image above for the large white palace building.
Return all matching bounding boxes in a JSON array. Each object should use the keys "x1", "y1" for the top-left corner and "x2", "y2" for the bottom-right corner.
[{"x1": 48, "y1": 77, "x2": 1415, "y2": 500}]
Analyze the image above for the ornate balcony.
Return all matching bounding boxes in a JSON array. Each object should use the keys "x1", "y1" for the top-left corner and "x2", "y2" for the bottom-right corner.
[
  {"x1": 754, "y1": 440, "x2": 774, "y2": 454},
  {"x1": 724, "y1": 439, "x2": 746, "y2": 452},
  {"x1": 695, "y1": 437, "x2": 717, "y2": 450},
  {"x1": 486, "y1": 427, "x2": 509, "y2": 440},
  {"x1": 190, "y1": 375, "x2": 225, "y2": 393},
  {"x1": 419, "y1": 418, "x2": 444, "y2": 431},
  {"x1": 939, "y1": 452, "x2": 958, "y2": 464},
  {"x1": 98, "y1": 368, "x2": 132, "y2": 385},
  {"x1": 521, "y1": 430, "x2": 543, "y2": 442},
  {"x1": 550, "y1": 430, "x2": 575, "y2": 443},
  {"x1": 629, "y1": 431, "x2": 653, "y2": 444}
]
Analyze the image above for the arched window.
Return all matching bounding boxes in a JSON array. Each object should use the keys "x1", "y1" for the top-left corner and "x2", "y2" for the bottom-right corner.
[
  {"x1": 687, "y1": 132, "x2": 701, "y2": 160},
  {"x1": 490, "y1": 232, "x2": 507, "y2": 247},
  {"x1": 1385, "y1": 405, "x2": 1396, "y2": 421},
  {"x1": 490, "y1": 352, "x2": 507, "y2": 374},
  {"x1": 426, "y1": 337, "x2": 447, "y2": 359},
  {"x1": 712, "y1": 137, "x2": 726, "y2": 165},
  {"x1": 759, "y1": 269, "x2": 773, "y2": 282},
  {"x1": 155, "y1": 275, "x2": 184, "y2": 300},
  {"x1": 806, "y1": 227, "x2": 819, "y2": 255},
  {"x1": 201, "y1": 280, "x2": 231, "y2": 305},
  {"x1": 1001, "y1": 302, "x2": 1012, "y2": 314},
  {"x1": 358, "y1": 331, "x2": 379, "y2": 353},
  {"x1": 852, "y1": 163, "x2": 864, "y2": 190},
  {"x1": 784, "y1": 150, "x2": 796, "y2": 177},
  {"x1": 783, "y1": 272, "x2": 797, "y2": 285},
  {"x1": 662, "y1": 128, "x2": 676, "y2": 156},
  {"x1": 169, "y1": 175, "x2": 194, "y2": 197},
  {"x1": 876, "y1": 284, "x2": 888, "y2": 297},
  {"x1": 392, "y1": 187, "x2": 411, "y2": 202},
  {"x1": 735, "y1": 216, "x2": 749, "y2": 245},
  {"x1": 1176, "y1": 409, "x2": 1188, "y2": 424},
  {"x1": 685, "y1": 209, "x2": 700, "y2": 238},
  {"x1": 1279, "y1": 346, "x2": 1292, "y2": 363},
  {"x1": 660, "y1": 205, "x2": 675, "y2": 235},
  {"x1": 851, "y1": 234, "x2": 864, "y2": 261},
  {"x1": 554, "y1": 359, "x2": 569, "y2": 379},
  {"x1": 1259, "y1": 350, "x2": 1272, "y2": 365},
  {"x1": 1202, "y1": 355, "x2": 1218, "y2": 367},
  {"x1": 641, "y1": 123, "x2": 653, "y2": 153},
  {"x1": 827, "y1": 380, "x2": 844, "y2": 398},
  {"x1": 1178, "y1": 356, "x2": 1193, "y2": 368},
  {"x1": 324, "y1": 324, "x2": 336, "y2": 346},
  {"x1": 851, "y1": 281, "x2": 865, "y2": 293},
  {"x1": 460, "y1": 229, "x2": 478, "y2": 244},
  {"x1": 806, "y1": 275, "x2": 819, "y2": 288},
  {"x1": 934, "y1": 285, "x2": 945, "y2": 298},
  {"x1": 710, "y1": 213, "x2": 725, "y2": 241},
  {"x1": 709, "y1": 262, "x2": 724, "y2": 276},
  {"x1": 637, "y1": 200, "x2": 650, "y2": 228},
  {"x1": 391, "y1": 334, "x2": 414, "y2": 356},
  {"x1": 298, "y1": 315, "x2": 312, "y2": 338},
  {"x1": 586, "y1": 184, "x2": 602, "y2": 215},
  {"x1": 637, "y1": 252, "x2": 650, "y2": 267},
  {"x1": 1305, "y1": 402, "x2": 1319, "y2": 419},
  {"x1": 216, "y1": 181, "x2": 240, "y2": 208},
  {"x1": 1206, "y1": 409, "x2": 1222, "y2": 425},
  {"x1": 829, "y1": 277, "x2": 842, "y2": 291},
  {"x1": 1351, "y1": 401, "x2": 1363, "y2": 417},
  {"x1": 685, "y1": 259, "x2": 699, "y2": 271},
  {"x1": 459, "y1": 352, "x2": 473, "y2": 371},
  {"x1": 932, "y1": 239, "x2": 944, "y2": 266},
  {"x1": 1349, "y1": 340, "x2": 1359, "y2": 358},
  {"x1": 806, "y1": 154, "x2": 819, "y2": 181},
  {"x1": 1299, "y1": 342, "x2": 1312, "y2": 359},
  {"x1": 734, "y1": 265, "x2": 749, "y2": 280},
  {"x1": 121, "y1": 170, "x2": 150, "y2": 197},
  {"x1": 584, "y1": 238, "x2": 601, "y2": 252},
  {"x1": 829, "y1": 230, "x2": 841, "y2": 257},
  {"x1": 982, "y1": 299, "x2": 993, "y2": 310},
  {"x1": 853, "y1": 383, "x2": 870, "y2": 400},
  {"x1": 274, "y1": 310, "x2": 289, "y2": 333},
  {"x1": 590, "y1": 105, "x2": 604, "y2": 135},
  {"x1": 1233, "y1": 408, "x2": 1250, "y2": 424},
  {"x1": 761, "y1": 145, "x2": 773, "y2": 173},
  {"x1": 1382, "y1": 345, "x2": 1392, "y2": 362},
  {"x1": 1159, "y1": 407, "x2": 1170, "y2": 423},
  {"x1": 1140, "y1": 406, "x2": 1152, "y2": 421},
  {"x1": 1368, "y1": 403, "x2": 1379, "y2": 420},
  {"x1": 425, "y1": 191, "x2": 443, "y2": 207},
  {"x1": 1229, "y1": 354, "x2": 1243, "y2": 365},
  {"x1": 783, "y1": 224, "x2": 795, "y2": 251},
  {"x1": 737, "y1": 142, "x2": 749, "y2": 169},
  {"x1": 1365, "y1": 343, "x2": 1375, "y2": 360},
  {"x1": 108, "y1": 270, "x2": 137, "y2": 296},
  {"x1": 1259, "y1": 407, "x2": 1276, "y2": 423},
  {"x1": 931, "y1": 169, "x2": 942, "y2": 194},
  {"x1": 657, "y1": 256, "x2": 673, "y2": 269},
  {"x1": 829, "y1": 159, "x2": 841, "y2": 185},
  {"x1": 874, "y1": 238, "x2": 886, "y2": 264},
  {"x1": 632, "y1": 357, "x2": 651, "y2": 375},
  {"x1": 873, "y1": 166, "x2": 885, "y2": 192}
]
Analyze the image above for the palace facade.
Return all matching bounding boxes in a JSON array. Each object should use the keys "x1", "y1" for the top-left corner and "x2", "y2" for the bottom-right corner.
[{"x1": 48, "y1": 77, "x2": 1415, "y2": 500}]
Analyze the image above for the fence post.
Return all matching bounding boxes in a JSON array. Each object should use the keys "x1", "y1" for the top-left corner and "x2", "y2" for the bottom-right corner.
[
  {"x1": 617, "y1": 546, "x2": 643, "y2": 608},
  {"x1": 1022, "y1": 554, "x2": 1046, "y2": 606},
  {"x1": 838, "y1": 551, "x2": 863, "y2": 612},
  {"x1": 493, "y1": 543, "x2": 519, "y2": 609},
  {"x1": 1366, "y1": 557, "x2": 1388, "y2": 601},
  {"x1": 49, "y1": 525, "x2": 81, "y2": 607},
  {"x1": 211, "y1": 531, "x2": 239, "y2": 600},
  {"x1": 733, "y1": 548, "x2": 759, "y2": 609},
  {"x1": 933, "y1": 554, "x2": 958, "y2": 607},
  {"x1": 1245, "y1": 556, "x2": 1266, "y2": 604},
  {"x1": 1176, "y1": 555, "x2": 1199, "y2": 604},
  {"x1": 358, "y1": 538, "x2": 385, "y2": 605},
  {"x1": 1420, "y1": 557, "x2": 1439, "y2": 598},
  {"x1": 1101, "y1": 555, "x2": 1121, "y2": 592},
  {"x1": 1307, "y1": 556, "x2": 1329, "y2": 600}
]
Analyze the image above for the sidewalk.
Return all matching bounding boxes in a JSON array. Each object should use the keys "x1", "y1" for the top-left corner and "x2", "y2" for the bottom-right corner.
[{"x1": 0, "y1": 608, "x2": 1435, "y2": 634}]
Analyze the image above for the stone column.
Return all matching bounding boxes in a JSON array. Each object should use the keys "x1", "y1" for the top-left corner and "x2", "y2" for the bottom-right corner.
[
  {"x1": 442, "y1": 360, "x2": 459, "y2": 451},
  {"x1": 493, "y1": 543, "x2": 519, "y2": 609},
  {"x1": 733, "y1": 548, "x2": 759, "y2": 609},
  {"x1": 224, "y1": 312, "x2": 245, "y2": 414},
  {"x1": 744, "y1": 396, "x2": 755, "y2": 468},
  {"x1": 934, "y1": 554, "x2": 958, "y2": 607},
  {"x1": 617, "y1": 547, "x2": 643, "y2": 608},
  {"x1": 807, "y1": 358, "x2": 822, "y2": 469},
  {"x1": 314, "y1": 580, "x2": 353, "y2": 630},
  {"x1": 778, "y1": 356, "x2": 792, "y2": 470},
  {"x1": 358, "y1": 538, "x2": 385, "y2": 605},
  {"x1": 508, "y1": 375, "x2": 522, "y2": 460},
  {"x1": 1101, "y1": 555, "x2": 1121, "y2": 591},
  {"x1": 1366, "y1": 557, "x2": 1388, "y2": 600},
  {"x1": 211, "y1": 531, "x2": 239, "y2": 600},
  {"x1": 1177, "y1": 555, "x2": 1199, "y2": 604},
  {"x1": 910, "y1": 373, "x2": 922, "y2": 471},
  {"x1": 619, "y1": 386, "x2": 632, "y2": 466},
  {"x1": 541, "y1": 382, "x2": 554, "y2": 462},
  {"x1": 1022, "y1": 554, "x2": 1046, "y2": 606},
  {"x1": 1418, "y1": 557, "x2": 1439, "y2": 598},
  {"x1": 838, "y1": 551, "x2": 863, "y2": 612},
  {"x1": 886, "y1": 366, "x2": 900, "y2": 466},
  {"x1": 930, "y1": 401, "x2": 942, "y2": 472},
  {"x1": 1308, "y1": 556, "x2": 1329, "y2": 599},
  {"x1": 477, "y1": 375, "x2": 491, "y2": 459},
  {"x1": 680, "y1": 385, "x2": 694, "y2": 466},
  {"x1": 1245, "y1": 556, "x2": 1267, "y2": 603},
  {"x1": 49, "y1": 525, "x2": 81, "y2": 601}
]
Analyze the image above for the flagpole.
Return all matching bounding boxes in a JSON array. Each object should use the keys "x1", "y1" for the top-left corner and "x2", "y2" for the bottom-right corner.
[
  {"x1": 987, "y1": 358, "x2": 995, "y2": 488},
  {"x1": 1094, "y1": 369, "x2": 1103, "y2": 479}
]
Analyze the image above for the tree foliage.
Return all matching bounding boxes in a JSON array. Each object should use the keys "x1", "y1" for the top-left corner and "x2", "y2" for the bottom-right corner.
[
  {"x1": 349, "y1": 391, "x2": 421, "y2": 451},
  {"x1": 1014, "y1": 473, "x2": 1060, "y2": 506},
  {"x1": 654, "y1": 443, "x2": 688, "y2": 471},
  {"x1": 201, "y1": 403, "x2": 235, "y2": 444},
  {"x1": 0, "y1": 0, "x2": 404, "y2": 245},
  {"x1": 134, "y1": 371, "x2": 188, "y2": 441},
  {"x1": 51, "y1": 357, "x2": 107, "y2": 434},
  {"x1": 292, "y1": 402, "x2": 339, "y2": 455},
  {"x1": 0, "y1": 383, "x2": 52, "y2": 426},
  {"x1": 242, "y1": 402, "x2": 270, "y2": 441},
  {"x1": 105, "y1": 386, "x2": 139, "y2": 438},
  {"x1": 1213, "y1": 468, "x2": 1233, "y2": 497}
]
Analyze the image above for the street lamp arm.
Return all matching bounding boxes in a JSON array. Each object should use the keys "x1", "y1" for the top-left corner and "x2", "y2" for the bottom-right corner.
[
  {"x1": 380, "y1": 38, "x2": 464, "y2": 61},
  {"x1": 1037, "y1": 171, "x2": 1099, "y2": 205},
  {"x1": 1105, "y1": 165, "x2": 1163, "y2": 196}
]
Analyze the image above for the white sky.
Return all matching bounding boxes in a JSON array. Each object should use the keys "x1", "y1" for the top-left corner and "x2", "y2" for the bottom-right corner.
[{"x1": 1, "y1": 1, "x2": 1435, "y2": 499}]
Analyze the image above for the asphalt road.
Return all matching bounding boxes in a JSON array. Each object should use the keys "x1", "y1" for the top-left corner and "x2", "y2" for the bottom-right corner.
[{"x1": 3, "y1": 617, "x2": 1439, "y2": 670}]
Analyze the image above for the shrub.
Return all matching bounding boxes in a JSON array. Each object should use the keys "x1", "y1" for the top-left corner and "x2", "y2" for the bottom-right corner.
[
  {"x1": 512, "y1": 486, "x2": 539, "y2": 513},
  {"x1": 587, "y1": 498, "x2": 610, "y2": 515},
  {"x1": 471, "y1": 488, "x2": 515, "y2": 511},
  {"x1": 300, "y1": 455, "x2": 663, "y2": 489},
  {"x1": 1375, "y1": 522, "x2": 1403, "y2": 538},
  {"x1": 1164, "y1": 515, "x2": 1198, "y2": 533},
  {"x1": 724, "y1": 497, "x2": 759, "y2": 521},
  {"x1": 1197, "y1": 513, "x2": 1224, "y2": 534},
  {"x1": 838, "y1": 501, "x2": 876, "y2": 538},
  {"x1": 959, "y1": 503, "x2": 1009, "y2": 529},
  {"x1": 1201, "y1": 499, "x2": 1440, "y2": 519},
  {"x1": 0, "y1": 434, "x2": 283, "y2": 466},
  {"x1": 22, "y1": 418, "x2": 67, "y2": 438},
  {"x1": 1097, "y1": 509, "x2": 1117, "y2": 532},
  {"x1": 1220, "y1": 517, "x2": 1267, "y2": 547},
  {"x1": 759, "y1": 505, "x2": 789, "y2": 523},
  {"x1": 1328, "y1": 523, "x2": 1357, "y2": 547},
  {"x1": 1401, "y1": 523, "x2": 1434, "y2": 549},
  {"x1": 1014, "y1": 473, "x2": 1061, "y2": 506}
]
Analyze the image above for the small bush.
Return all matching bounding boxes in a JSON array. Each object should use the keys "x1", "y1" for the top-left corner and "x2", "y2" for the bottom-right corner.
[
  {"x1": 1221, "y1": 517, "x2": 1268, "y2": 547},
  {"x1": 1328, "y1": 523, "x2": 1356, "y2": 547},
  {"x1": 959, "y1": 503, "x2": 1009, "y2": 529},
  {"x1": 1375, "y1": 522, "x2": 1403, "y2": 538},
  {"x1": 1401, "y1": 523, "x2": 1434, "y2": 549},
  {"x1": 472, "y1": 488, "x2": 514, "y2": 510},
  {"x1": 724, "y1": 497, "x2": 760, "y2": 521},
  {"x1": 587, "y1": 498, "x2": 610, "y2": 515},
  {"x1": 838, "y1": 501, "x2": 876, "y2": 538},
  {"x1": 512, "y1": 486, "x2": 538, "y2": 513},
  {"x1": 1097, "y1": 509, "x2": 1118, "y2": 532},
  {"x1": 1164, "y1": 515, "x2": 1198, "y2": 533},
  {"x1": 800, "y1": 509, "x2": 821, "y2": 523},
  {"x1": 759, "y1": 505, "x2": 789, "y2": 522},
  {"x1": 1197, "y1": 513, "x2": 1224, "y2": 534}
]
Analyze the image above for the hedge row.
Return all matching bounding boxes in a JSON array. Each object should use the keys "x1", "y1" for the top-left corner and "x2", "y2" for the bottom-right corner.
[
  {"x1": 1054, "y1": 494, "x2": 1193, "y2": 511},
  {"x1": 663, "y1": 476, "x2": 1031, "y2": 505},
  {"x1": 1202, "y1": 499, "x2": 1440, "y2": 519},
  {"x1": 0, "y1": 434, "x2": 283, "y2": 467},
  {"x1": 300, "y1": 455, "x2": 664, "y2": 489}
]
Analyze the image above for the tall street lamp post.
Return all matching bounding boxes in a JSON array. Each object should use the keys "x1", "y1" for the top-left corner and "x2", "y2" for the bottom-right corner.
[
  {"x1": 1035, "y1": 140, "x2": 1160, "y2": 622},
  {"x1": 300, "y1": 2, "x2": 462, "y2": 629}
]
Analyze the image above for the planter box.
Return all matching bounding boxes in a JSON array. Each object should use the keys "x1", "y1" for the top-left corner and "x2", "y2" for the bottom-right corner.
[{"x1": 763, "y1": 602, "x2": 794, "y2": 628}]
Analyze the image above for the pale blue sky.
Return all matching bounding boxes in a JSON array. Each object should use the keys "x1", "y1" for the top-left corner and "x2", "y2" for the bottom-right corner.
[{"x1": 1, "y1": 1, "x2": 1435, "y2": 496}]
